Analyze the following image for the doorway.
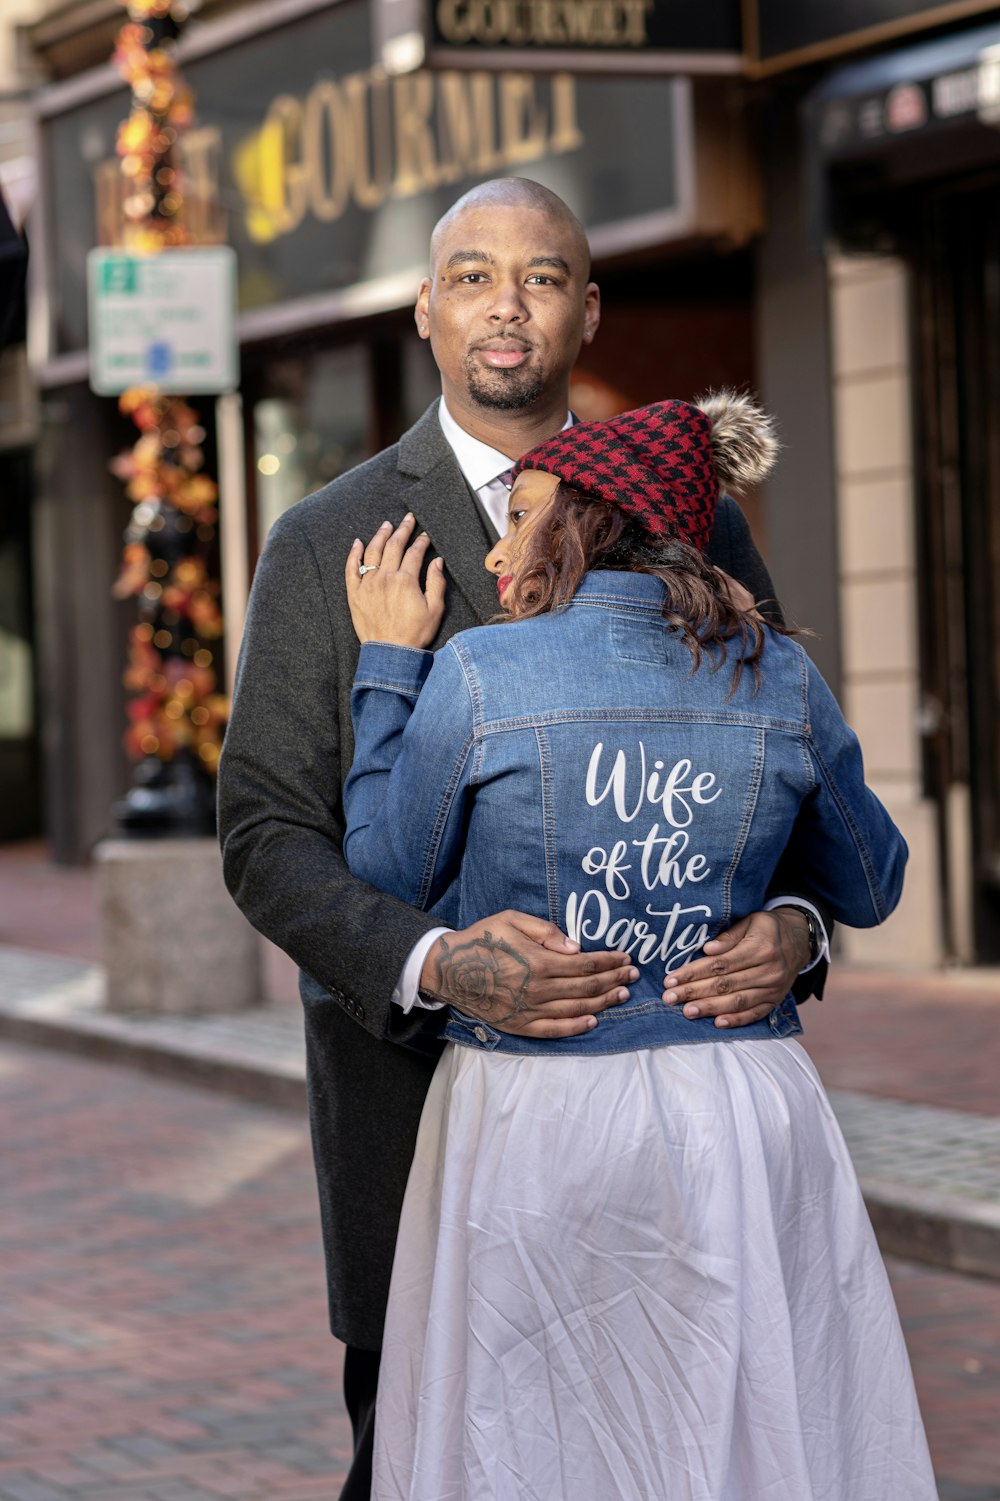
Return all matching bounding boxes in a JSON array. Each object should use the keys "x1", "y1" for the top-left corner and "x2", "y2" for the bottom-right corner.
[
  {"x1": 915, "y1": 176, "x2": 1000, "y2": 962},
  {"x1": 0, "y1": 447, "x2": 41, "y2": 841}
]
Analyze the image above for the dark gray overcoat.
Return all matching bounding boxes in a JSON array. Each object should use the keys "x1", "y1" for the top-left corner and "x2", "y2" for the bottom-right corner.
[{"x1": 218, "y1": 399, "x2": 808, "y2": 1351}]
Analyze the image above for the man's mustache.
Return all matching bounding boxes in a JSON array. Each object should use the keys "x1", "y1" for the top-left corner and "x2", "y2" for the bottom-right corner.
[{"x1": 469, "y1": 335, "x2": 536, "y2": 353}]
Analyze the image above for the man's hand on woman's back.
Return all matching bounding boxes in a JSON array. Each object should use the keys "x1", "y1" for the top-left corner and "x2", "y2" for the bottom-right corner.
[
  {"x1": 662, "y1": 908, "x2": 812, "y2": 1027},
  {"x1": 420, "y1": 912, "x2": 638, "y2": 1039},
  {"x1": 420, "y1": 908, "x2": 812, "y2": 1038}
]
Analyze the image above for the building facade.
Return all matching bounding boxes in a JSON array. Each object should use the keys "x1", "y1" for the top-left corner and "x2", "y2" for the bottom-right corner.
[
  {"x1": 15, "y1": 0, "x2": 1000, "y2": 969},
  {"x1": 26, "y1": 0, "x2": 762, "y2": 861},
  {"x1": 757, "y1": 6, "x2": 1000, "y2": 967}
]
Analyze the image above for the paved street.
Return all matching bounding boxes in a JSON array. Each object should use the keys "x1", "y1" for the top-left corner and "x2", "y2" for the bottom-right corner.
[
  {"x1": 1, "y1": 1042, "x2": 351, "y2": 1501},
  {"x1": 3, "y1": 1041, "x2": 1000, "y2": 1500}
]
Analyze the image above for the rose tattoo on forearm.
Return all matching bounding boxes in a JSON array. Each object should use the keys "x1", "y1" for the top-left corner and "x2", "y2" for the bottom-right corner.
[{"x1": 428, "y1": 931, "x2": 533, "y2": 1023}]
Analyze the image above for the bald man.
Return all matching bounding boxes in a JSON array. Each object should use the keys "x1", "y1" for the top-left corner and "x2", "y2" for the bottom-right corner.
[{"x1": 218, "y1": 178, "x2": 829, "y2": 1499}]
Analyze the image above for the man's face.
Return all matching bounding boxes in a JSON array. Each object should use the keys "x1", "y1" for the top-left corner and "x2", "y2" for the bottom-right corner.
[{"x1": 415, "y1": 204, "x2": 600, "y2": 418}]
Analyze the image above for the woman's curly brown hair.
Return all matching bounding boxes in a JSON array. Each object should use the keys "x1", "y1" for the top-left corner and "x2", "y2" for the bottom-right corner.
[{"x1": 501, "y1": 483, "x2": 798, "y2": 695}]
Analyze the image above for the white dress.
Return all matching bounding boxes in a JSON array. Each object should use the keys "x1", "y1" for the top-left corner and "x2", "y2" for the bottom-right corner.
[{"x1": 372, "y1": 1036, "x2": 938, "y2": 1501}]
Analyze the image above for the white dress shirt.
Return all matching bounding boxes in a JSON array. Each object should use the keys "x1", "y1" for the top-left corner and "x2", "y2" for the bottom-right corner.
[
  {"x1": 389, "y1": 400, "x2": 827, "y2": 1014},
  {"x1": 391, "y1": 401, "x2": 572, "y2": 1013},
  {"x1": 437, "y1": 396, "x2": 573, "y2": 538}
]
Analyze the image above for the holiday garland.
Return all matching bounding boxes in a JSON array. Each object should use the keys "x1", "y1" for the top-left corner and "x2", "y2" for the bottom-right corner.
[
  {"x1": 113, "y1": 0, "x2": 192, "y2": 252},
  {"x1": 109, "y1": 0, "x2": 228, "y2": 778}
]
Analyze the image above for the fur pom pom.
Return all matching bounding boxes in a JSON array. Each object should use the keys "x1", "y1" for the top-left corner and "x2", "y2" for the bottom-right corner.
[{"x1": 694, "y1": 389, "x2": 780, "y2": 494}]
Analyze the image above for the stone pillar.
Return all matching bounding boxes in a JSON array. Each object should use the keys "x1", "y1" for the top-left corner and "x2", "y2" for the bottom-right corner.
[
  {"x1": 828, "y1": 253, "x2": 945, "y2": 967},
  {"x1": 95, "y1": 837, "x2": 262, "y2": 1013}
]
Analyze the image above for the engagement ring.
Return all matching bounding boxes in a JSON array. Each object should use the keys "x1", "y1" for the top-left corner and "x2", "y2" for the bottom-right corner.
[{"x1": 358, "y1": 564, "x2": 379, "y2": 576}]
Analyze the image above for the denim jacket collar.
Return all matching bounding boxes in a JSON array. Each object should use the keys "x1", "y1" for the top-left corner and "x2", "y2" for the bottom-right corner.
[{"x1": 567, "y1": 570, "x2": 670, "y2": 614}]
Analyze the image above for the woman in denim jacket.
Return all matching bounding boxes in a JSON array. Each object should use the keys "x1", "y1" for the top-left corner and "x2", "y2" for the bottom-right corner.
[{"x1": 341, "y1": 395, "x2": 936, "y2": 1500}]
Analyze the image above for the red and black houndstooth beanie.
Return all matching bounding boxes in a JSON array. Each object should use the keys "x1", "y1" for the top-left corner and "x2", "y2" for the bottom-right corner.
[{"x1": 515, "y1": 392, "x2": 779, "y2": 552}]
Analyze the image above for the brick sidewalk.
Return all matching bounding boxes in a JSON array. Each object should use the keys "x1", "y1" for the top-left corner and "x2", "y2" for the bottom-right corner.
[
  {"x1": 3, "y1": 1041, "x2": 1000, "y2": 1500},
  {"x1": 0, "y1": 841, "x2": 300, "y2": 1005},
  {"x1": 2, "y1": 1041, "x2": 351, "y2": 1501},
  {"x1": 0, "y1": 841, "x2": 101, "y2": 964},
  {"x1": 892, "y1": 1260, "x2": 1000, "y2": 1501},
  {"x1": 4, "y1": 837, "x2": 999, "y2": 1116},
  {"x1": 5, "y1": 942, "x2": 1000, "y2": 1280},
  {"x1": 800, "y1": 967, "x2": 1000, "y2": 1117}
]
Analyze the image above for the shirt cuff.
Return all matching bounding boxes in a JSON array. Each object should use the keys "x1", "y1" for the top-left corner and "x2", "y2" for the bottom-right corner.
[
  {"x1": 392, "y1": 927, "x2": 451, "y2": 1013},
  {"x1": 763, "y1": 898, "x2": 831, "y2": 974}
]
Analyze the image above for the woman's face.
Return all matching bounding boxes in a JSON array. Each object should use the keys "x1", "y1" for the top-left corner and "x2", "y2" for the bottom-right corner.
[{"x1": 484, "y1": 468, "x2": 561, "y2": 606}]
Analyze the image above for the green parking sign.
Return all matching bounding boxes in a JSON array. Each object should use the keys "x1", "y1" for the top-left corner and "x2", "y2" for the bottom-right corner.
[
  {"x1": 87, "y1": 247, "x2": 238, "y2": 396},
  {"x1": 99, "y1": 258, "x2": 138, "y2": 296}
]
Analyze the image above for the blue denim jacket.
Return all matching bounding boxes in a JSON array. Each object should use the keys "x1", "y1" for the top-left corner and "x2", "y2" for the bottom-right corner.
[{"x1": 344, "y1": 572, "x2": 907, "y2": 1055}]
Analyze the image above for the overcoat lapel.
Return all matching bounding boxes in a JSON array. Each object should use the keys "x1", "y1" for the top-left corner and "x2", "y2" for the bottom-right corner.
[{"x1": 398, "y1": 402, "x2": 499, "y2": 626}]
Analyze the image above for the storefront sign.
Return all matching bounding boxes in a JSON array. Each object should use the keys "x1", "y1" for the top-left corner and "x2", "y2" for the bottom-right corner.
[
  {"x1": 811, "y1": 35, "x2": 1000, "y2": 160},
  {"x1": 376, "y1": 0, "x2": 742, "y2": 75},
  {"x1": 747, "y1": 0, "x2": 1000, "y2": 74},
  {"x1": 40, "y1": 0, "x2": 701, "y2": 358},
  {"x1": 87, "y1": 247, "x2": 238, "y2": 395}
]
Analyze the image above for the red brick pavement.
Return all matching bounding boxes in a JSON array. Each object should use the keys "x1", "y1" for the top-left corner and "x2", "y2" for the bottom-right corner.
[
  {"x1": 0, "y1": 841, "x2": 299, "y2": 1005},
  {"x1": 4, "y1": 839, "x2": 1000, "y2": 1118},
  {"x1": 4, "y1": 1041, "x2": 1000, "y2": 1500},
  {"x1": 890, "y1": 1259, "x2": 1000, "y2": 1500},
  {"x1": 1, "y1": 1041, "x2": 351, "y2": 1500},
  {"x1": 0, "y1": 842, "x2": 101, "y2": 964},
  {"x1": 801, "y1": 966, "x2": 1000, "y2": 1117}
]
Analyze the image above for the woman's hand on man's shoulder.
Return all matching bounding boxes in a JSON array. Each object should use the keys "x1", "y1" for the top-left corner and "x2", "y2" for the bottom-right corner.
[{"x1": 345, "y1": 514, "x2": 446, "y2": 649}]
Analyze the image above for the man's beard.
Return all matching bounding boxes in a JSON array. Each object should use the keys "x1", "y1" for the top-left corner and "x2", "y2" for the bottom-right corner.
[{"x1": 464, "y1": 353, "x2": 545, "y2": 411}]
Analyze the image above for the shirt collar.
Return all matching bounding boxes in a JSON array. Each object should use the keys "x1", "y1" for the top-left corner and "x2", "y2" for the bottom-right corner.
[{"x1": 437, "y1": 397, "x2": 572, "y2": 493}]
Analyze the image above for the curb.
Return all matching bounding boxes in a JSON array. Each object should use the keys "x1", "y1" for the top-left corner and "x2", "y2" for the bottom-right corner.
[
  {"x1": 862, "y1": 1180, "x2": 1000, "y2": 1282},
  {"x1": 0, "y1": 1005, "x2": 307, "y2": 1112},
  {"x1": 0, "y1": 947, "x2": 306, "y2": 1113},
  {"x1": 3, "y1": 949, "x2": 1000, "y2": 1286}
]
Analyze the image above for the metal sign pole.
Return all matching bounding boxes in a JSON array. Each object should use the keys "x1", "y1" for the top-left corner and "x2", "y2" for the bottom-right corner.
[{"x1": 216, "y1": 389, "x2": 249, "y2": 700}]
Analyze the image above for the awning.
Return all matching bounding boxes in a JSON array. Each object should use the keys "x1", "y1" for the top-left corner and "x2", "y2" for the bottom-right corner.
[{"x1": 808, "y1": 20, "x2": 1000, "y2": 163}]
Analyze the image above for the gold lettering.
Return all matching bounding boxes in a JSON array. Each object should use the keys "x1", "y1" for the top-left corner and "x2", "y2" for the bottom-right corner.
[
  {"x1": 601, "y1": 1, "x2": 621, "y2": 44},
  {"x1": 479, "y1": 0, "x2": 506, "y2": 44},
  {"x1": 621, "y1": 0, "x2": 651, "y2": 45},
  {"x1": 501, "y1": 0, "x2": 530, "y2": 44},
  {"x1": 500, "y1": 74, "x2": 547, "y2": 166},
  {"x1": 181, "y1": 126, "x2": 225, "y2": 243},
  {"x1": 94, "y1": 160, "x2": 126, "y2": 246},
  {"x1": 228, "y1": 62, "x2": 585, "y2": 245},
  {"x1": 304, "y1": 79, "x2": 351, "y2": 222},
  {"x1": 343, "y1": 68, "x2": 393, "y2": 210},
  {"x1": 530, "y1": 0, "x2": 550, "y2": 42},
  {"x1": 436, "y1": 0, "x2": 473, "y2": 43},
  {"x1": 231, "y1": 95, "x2": 305, "y2": 243},
  {"x1": 432, "y1": 0, "x2": 649, "y2": 46},
  {"x1": 437, "y1": 71, "x2": 502, "y2": 177},
  {"x1": 549, "y1": 73, "x2": 584, "y2": 155},
  {"x1": 393, "y1": 72, "x2": 442, "y2": 196},
  {"x1": 261, "y1": 95, "x2": 308, "y2": 235},
  {"x1": 433, "y1": 75, "x2": 465, "y2": 185},
  {"x1": 561, "y1": 0, "x2": 590, "y2": 43}
]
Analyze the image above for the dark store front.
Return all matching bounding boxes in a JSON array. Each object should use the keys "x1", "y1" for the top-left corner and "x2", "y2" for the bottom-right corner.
[{"x1": 812, "y1": 19, "x2": 1000, "y2": 960}]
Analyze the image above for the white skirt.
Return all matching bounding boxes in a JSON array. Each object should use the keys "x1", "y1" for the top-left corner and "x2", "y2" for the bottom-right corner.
[{"x1": 373, "y1": 1038, "x2": 937, "y2": 1501}]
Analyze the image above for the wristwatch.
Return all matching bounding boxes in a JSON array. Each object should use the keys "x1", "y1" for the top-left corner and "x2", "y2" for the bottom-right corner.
[{"x1": 775, "y1": 904, "x2": 821, "y2": 966}]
